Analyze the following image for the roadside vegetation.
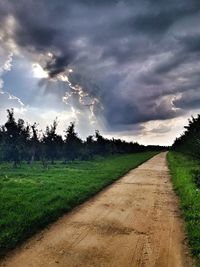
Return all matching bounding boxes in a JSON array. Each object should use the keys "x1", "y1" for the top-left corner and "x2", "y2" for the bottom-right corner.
[
  {"x1": 0, "y1": 109, "x2": 164, "y2": 167},
  {"x1": 0, "y1": 109, "x2": 163, "y2": 255},
  {"x1": 169, "y1": 114, "x2": 200, "y2": 265},
  {"x1": 0, "y1": 152, "x2": 157, "y2": 255}
]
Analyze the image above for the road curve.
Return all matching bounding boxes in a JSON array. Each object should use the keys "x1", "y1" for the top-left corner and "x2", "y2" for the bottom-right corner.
[{"x1": 0, "y1": 152, "x2": 194, "y2": 267}]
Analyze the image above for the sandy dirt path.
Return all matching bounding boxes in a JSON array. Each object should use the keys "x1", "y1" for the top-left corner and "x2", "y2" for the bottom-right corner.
[{"x1": 0, "y1": 153, "x2": 194, "y2": 267}]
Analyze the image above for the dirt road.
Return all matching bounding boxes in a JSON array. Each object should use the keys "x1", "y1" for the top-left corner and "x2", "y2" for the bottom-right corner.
[{"x1": 0, "y1": 153, "x2": 194, "y2": 267}]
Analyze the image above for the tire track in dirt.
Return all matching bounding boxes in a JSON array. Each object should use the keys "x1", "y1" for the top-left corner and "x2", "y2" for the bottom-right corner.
[{"x1": 0, "y1": 152, "x2": 194, "y2": 267}]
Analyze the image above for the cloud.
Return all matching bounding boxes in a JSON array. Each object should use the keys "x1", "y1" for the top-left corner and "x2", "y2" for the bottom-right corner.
[
  {"x1": 148, "y1": 124, "x2": 171, "y2": 134},
  {"x1": 0, "y1": 91, "x2": 24, "y2": 109},
  {"x1": 180, "y1": 33, "x2": 200, "y2": 53},
  {"x1": 174, "y1": 89, "x2": 200, "y2": 110},
  {"x1": 0, "y1": 0, "x2": 200, "y2": 145}
]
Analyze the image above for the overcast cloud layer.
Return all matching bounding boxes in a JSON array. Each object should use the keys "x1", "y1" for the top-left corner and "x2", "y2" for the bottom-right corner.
[{"x1": 0, "y1": 0, "x2": 200, "y2": 145}]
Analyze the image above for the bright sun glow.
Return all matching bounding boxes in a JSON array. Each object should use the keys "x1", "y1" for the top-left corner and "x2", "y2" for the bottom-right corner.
[{"x1": 32, "y1": 63, "x2": 48, "y2": 78}]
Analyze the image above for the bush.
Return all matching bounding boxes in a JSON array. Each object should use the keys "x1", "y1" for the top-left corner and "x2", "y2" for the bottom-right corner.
[{"x1": 192, "y1": 170, "x2": 200, "y2": 188}]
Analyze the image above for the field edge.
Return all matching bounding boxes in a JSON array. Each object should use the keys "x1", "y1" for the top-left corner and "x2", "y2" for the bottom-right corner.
[
  {"x1": 0, "y1": 151, "x2": 158, "y2": 257},
  {"x1": 167, "y1": 151, "x2": 200, "y2": 266}
]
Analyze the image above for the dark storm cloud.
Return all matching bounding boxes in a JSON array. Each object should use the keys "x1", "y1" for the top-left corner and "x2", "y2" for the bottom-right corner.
[
  {"x1": 0, "y1": 0, "x2": 200, "y2": 131},
  {"x1": 174, "y1": 89, "x2": 200, "y2": 110},
  {"x1": 153, "y1": 54, "x2": 186, "y2": 75},
  {"x1": 44, "y1": 54, "x2": 74, "y2": 78},
  {"x1": 180, "y1": 34, "x2": 200, "y2": 53}
]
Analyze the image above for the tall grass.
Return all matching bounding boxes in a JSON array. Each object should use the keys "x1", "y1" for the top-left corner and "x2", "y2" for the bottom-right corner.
[{"x1": 167, "y1": 151, "x2": 200, "y2": 265}]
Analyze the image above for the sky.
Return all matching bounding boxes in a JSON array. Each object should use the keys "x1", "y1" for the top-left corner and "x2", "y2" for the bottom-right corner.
[{"x1": 0, "y1": 0, "x2": 200, "y2": 145}]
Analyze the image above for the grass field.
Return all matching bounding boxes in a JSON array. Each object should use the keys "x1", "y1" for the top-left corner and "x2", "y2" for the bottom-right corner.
[
  {"x1": 167, "y1": 151, "x2": 200, "y2": 265},
  {"x1": 0, "y1": 152, "x2": 157, "y2": 255}
]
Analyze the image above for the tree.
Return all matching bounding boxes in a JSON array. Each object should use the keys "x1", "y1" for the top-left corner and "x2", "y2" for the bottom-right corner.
[
  {"x1": 172, "y1": 115, "x2": 200, "y2": 160},
  {"x1": 94, "y1": 130, "x2": 110, "y2": 156},
  {"x1": 3, "y1": 109, "x2": 30, "y2": 166},
  {"x1": 0, "y1": 108, "x2": 167, "y2": 165},
  {"x1": 81, "y1": 135, "x2": 95, "y2": 160},
  {"x1": 17, "y1": 118, "x2": 31, "y2": 162},
  {"x1": 0, "y1": 125, "x2": 5, "y2": 162},
  {"x1": 29, "y1": 123, "x2": 40, "y2": 164},
  {"x1": 64, "y1": 122, "x2": 82, "y2": 161},
  {"x1": 42, "y1": 119, "x2": 61, "y2": 164}
]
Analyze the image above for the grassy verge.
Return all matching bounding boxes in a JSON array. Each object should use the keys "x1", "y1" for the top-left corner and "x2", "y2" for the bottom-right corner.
[
  {"x1": 0, "y1": 152, "x2": 157, "y2": 255},
  {"x1": 167, "y1": 151, "x2": 200, "y2": 265}
]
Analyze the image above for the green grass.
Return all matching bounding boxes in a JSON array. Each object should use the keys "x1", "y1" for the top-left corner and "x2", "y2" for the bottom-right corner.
[
  {"x1": 167, "y1": 151, "x2": 200, "y2": 266},
  {"x1": 0, "y1": 152, "x2": 157, "y2": 255}
]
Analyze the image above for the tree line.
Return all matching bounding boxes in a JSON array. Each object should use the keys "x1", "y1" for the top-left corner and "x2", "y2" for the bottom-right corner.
[
  {"x1": 0, "y1": 109, "x2": 165, "y2": 167},
  {"x1": 172, "y1": 114, "x2": 200, "y2": 160}
]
